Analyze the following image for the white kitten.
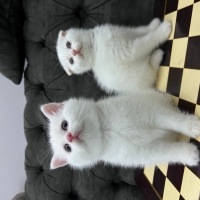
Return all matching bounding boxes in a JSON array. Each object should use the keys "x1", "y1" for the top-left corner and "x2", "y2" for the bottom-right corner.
[
  {"x1": 56, "y1": 19, "x2": 171, "y2": 94},
  {"x1": 41, "y1": 91, "x2": 200, "y2": 170}
]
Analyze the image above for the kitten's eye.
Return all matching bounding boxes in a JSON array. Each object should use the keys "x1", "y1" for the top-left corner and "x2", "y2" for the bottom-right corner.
[
  {"x1": 66, "y1": 41, "x2": 71, "y2": 49},
  {"x1": 61, "y1": 120, "x2": 68, "y2": 131},
  {"x1": 64, "y1": 144, "x2": 72, "y2": 152},
  {"x1": 69, "y1": 58, "x2": 74, "y2": 65}
]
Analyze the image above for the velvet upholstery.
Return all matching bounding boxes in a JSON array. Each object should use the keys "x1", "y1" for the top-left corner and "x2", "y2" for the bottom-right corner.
[{"x1": 1, "y1": 0, "x2": 156, "y2": 199}]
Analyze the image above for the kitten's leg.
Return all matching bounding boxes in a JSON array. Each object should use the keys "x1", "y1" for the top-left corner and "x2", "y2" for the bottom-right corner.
[
  {"x1": 139, "y1": 141, "x2": 199, "y2": 167},
  {"x1": 129, "y1": 21, "x2": 171, "y2": 60},
  {"x1": 154, "y1": 106, "x2": 200, "y2": 139},
  {"x1": 148, "y1": 18, "x2": 161, "y2": 31},
  {"x1": 132, "y1": 18, "x2": 161, "y2": 36},
  {"x1": 150, "y1": 49, "x2": 164, "y2": 69}
]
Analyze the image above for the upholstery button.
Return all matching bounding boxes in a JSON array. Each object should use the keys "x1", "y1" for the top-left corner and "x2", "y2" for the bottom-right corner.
[
  {"x1": 111, "y1": 181, "x2": 119, "y2": 190},
  {"x1": 40, "y1": 166, "x2": 44, "y2": 172},
  {"x1": 39, "y1": 84, "x2": 44, "y2": 90},
  {"x1": 78, "y1": 8, "x2": 87, "y2": 19},
  {"x1": 41, "y1": 41, "x2": 45, "y2": 47},
  {"x1": 68, "y1": 191, "x2": 78, "y2": 200}
]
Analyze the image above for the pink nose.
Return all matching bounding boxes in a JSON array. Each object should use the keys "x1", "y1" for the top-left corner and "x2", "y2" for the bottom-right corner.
[
  {"x1": 67, "y1": 133, "x2": 74, "y2": 142},
  {"x1": 72, "y1": 49, "x2": 80, "y2": 56}
]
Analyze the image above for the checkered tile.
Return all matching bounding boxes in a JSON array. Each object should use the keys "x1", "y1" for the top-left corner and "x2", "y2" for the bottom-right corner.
[{"x1": 143, "y1": 0, "x2": 200, "y2": 199}]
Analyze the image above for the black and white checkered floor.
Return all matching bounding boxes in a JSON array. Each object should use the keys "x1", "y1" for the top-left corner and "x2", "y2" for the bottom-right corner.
[{"x1": 143, "y1": 0, "x2": 200, "y2": 199}]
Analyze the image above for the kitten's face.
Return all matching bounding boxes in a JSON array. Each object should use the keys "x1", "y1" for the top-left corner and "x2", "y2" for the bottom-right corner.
[
  {"x1": 56, "y1": 29, "x2": 94, "y2": 76},
  {"x1": 41, "y1": 99, "x2": 102, "y2": 169}
]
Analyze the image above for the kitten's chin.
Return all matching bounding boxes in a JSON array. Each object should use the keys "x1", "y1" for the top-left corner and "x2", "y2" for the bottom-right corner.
[
  {"x1": 68, "y1": 150, "x2": 99, "y2": 169},
  {"x1": 70, "y1": 161, "x2": 97, "y2": 170},
  {"x1": 73, "y1": 69, "x2": 91, "y2": 75}
]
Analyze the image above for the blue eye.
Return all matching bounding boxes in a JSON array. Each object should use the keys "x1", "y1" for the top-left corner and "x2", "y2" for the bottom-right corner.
[
  {"x1": 64, "y1": 144, "x2": 72, "y2": 152},
  {"x1": 66, "y1": 41, "x2": 71, "y2": 49},
  {"x1": 61, "y1": 120, "x2": 68, "y2": 130},
  {"x1": 69, "y1": 58, "x2": 74, "y2": 64}
]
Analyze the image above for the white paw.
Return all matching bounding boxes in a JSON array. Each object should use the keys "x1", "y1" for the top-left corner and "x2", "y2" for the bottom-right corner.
[
  {"x1": 149, "y1": 18, "x2": 161, "y2": 30},
  {"x1": 159, "y1": 21, "x2": 172, "y2": 39},
  {"x1": 153, "y1": 49, "x2": 164, "y2": 59},
  {"x1": 190, "y1": 116, "x2": 200, "y2": 138},
  {"x1": 150, "y1": 49, "x2": 164, "y2": 69},
  {"x1": 183, "y1": 144, "x2": 199, "y2": 166}
]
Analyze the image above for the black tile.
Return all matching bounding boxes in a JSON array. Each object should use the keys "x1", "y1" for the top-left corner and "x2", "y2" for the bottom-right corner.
[
  {"x1": 179, "y1": 195, "x2": 185, "y2": 200},
  {"x1": 178, "y1": 98, "x2": 196, "y2": 114},
  {"x1": 161, "y1": 40, "x2": 173, "y2": 66},
  {"x1": 167, "y1": 165, "x2": 185, "y2": 191},
  {"x1": 135, "y1": 168, "x2": 160, "y2": 200},
  {"x1": 197, "y1": 86, "x2": 200, "y2": 105},
  {"x1": 185, "y1": 36, "x2": 200, "y2": 69},
  {"x1": 188, "y1": 139, "x2": 200, "y2": 178},
  {"x1": 174, "y1": 5, "x2": 193, "y2": 38},
  {"x1": 194, "y1": 0, "x2": 200, "y2": 3},
  {"x1": 153, "y1": 166, "x2": 166, "y2": 198},
  {"x1": 165, "y1": 0, "x2": 179, "y2": 14},
  {"x1": 154, "y1": 0, "x2": 166, "y2": 19},
  {"x1": 167, "y1": 68, "x2": 183, "y2": 97}
]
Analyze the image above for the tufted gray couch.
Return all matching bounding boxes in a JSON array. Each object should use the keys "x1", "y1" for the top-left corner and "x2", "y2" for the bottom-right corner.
[{"x1": 0, "y1": 0, "x2": 156, "y2": 199}]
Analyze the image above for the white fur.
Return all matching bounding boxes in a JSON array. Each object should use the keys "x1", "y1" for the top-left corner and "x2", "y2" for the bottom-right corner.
[
  {"x1": 41, "y1": 90, "x2": 200, "y2": 169},
  {"x1": 56, "y1": 19, "x2": 171, "y2": 94}
]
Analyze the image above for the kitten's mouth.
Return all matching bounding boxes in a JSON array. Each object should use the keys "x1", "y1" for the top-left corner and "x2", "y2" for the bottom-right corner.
[
  {"x1": 78, "y1": 48, "x2": 83, "y2": 57},
  {"x1": 67, "y1": 130, "x2": 83, "y2": 143},
  {"x1": 74, "y1": 48, "x2": 83, "y2": 57},
  {"x1": 75, "y1": 130, "x2": 83, "y2": 141},
  {"x1": 77, "y1": 51, "x2": 83, "y2": 58}
]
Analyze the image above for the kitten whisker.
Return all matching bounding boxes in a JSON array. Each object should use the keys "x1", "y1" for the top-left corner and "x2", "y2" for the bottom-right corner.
[
  {"x1": 39, "y1": 148, "x2": 53, "y2": 165},
  {"x1": 40, "y1": 151, "x2": 52, "y2": 163},
  {"x1": 86, "y1": 71, "x2": 93, "y2": 77},
  {"x1": 82, "y1": 131, "x2": 102, "y2": 140},
  {"x1": 92, "y1": 166, "x2": 102, "y2": 176},
  {"x1": 40, "y1": 154, "x2": 52, "y2": 166},
  {"x1": 85, "y1": 168, "x2": 91, "y2": 184},
  {"x1": 40, "y1": 146, "x2": 53, "y2": 155},
  {"x1": 78, "y1": 114, "x2": 89, "y2": 125},
  {"x1": 39, "y1": 148, "x2": 52, "y2": 158},
  {"x1": 35, "y1": 110, "x2": 50, "y2": 130},
  {"x1": 77, "y1": 101, "x2": 86, "y2": 122}
]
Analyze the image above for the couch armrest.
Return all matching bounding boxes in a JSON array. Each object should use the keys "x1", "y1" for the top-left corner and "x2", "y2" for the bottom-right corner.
[
  {"x1": 12, "y1": 193, "x2": 26, "y2": 200},
  {"x1": 0, "y1": 0, "x2": 25, "y2": 84}
]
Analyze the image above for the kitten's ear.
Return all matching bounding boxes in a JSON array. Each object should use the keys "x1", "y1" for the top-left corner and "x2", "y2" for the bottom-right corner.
[
  {"x1": 50, "y1": 155, "x2": 68, "y2": 169},
  {"x1": 58, "y1": 30, "x2": 67, "y2": 38},
  {"x1": 40, "y1": 103, "x2": 64, "y2": 119},
  {"x1": 66, "y1": 68, "x2": 73, "y2": 76}
]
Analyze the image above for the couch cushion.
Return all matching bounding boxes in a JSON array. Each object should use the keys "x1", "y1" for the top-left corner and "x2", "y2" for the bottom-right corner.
[
  {"x1": 0, "y1": 0, "x2": 25, "y2": 84},
  {"x1": 23, "y1": 0, "x2": 155, "y2": 199}
]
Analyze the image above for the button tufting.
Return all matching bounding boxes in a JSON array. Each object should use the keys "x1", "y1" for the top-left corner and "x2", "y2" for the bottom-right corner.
[
  {"x1": 78, "y1": 8, "x2": 87, "y2": 19},
  {"x1": 111, "y1": 181, "x2": 119, "y2": 190},
  {"x1": 39, "y1": 84, "x2": 44, "y2": 89},
  {"x1": 68, "y1": 191, "x2": 78, "y2": 200},
  {"x1": 40, "y1": 41, "x2": 45, "y2": 47},
  {"x1": 40, "y1": 166, "x2": 44, "y2": 172}
]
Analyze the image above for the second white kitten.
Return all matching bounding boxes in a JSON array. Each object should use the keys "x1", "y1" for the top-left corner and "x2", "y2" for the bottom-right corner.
[{"x1": 57, "y1": 19, "x2": 171, "y2": 94}]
